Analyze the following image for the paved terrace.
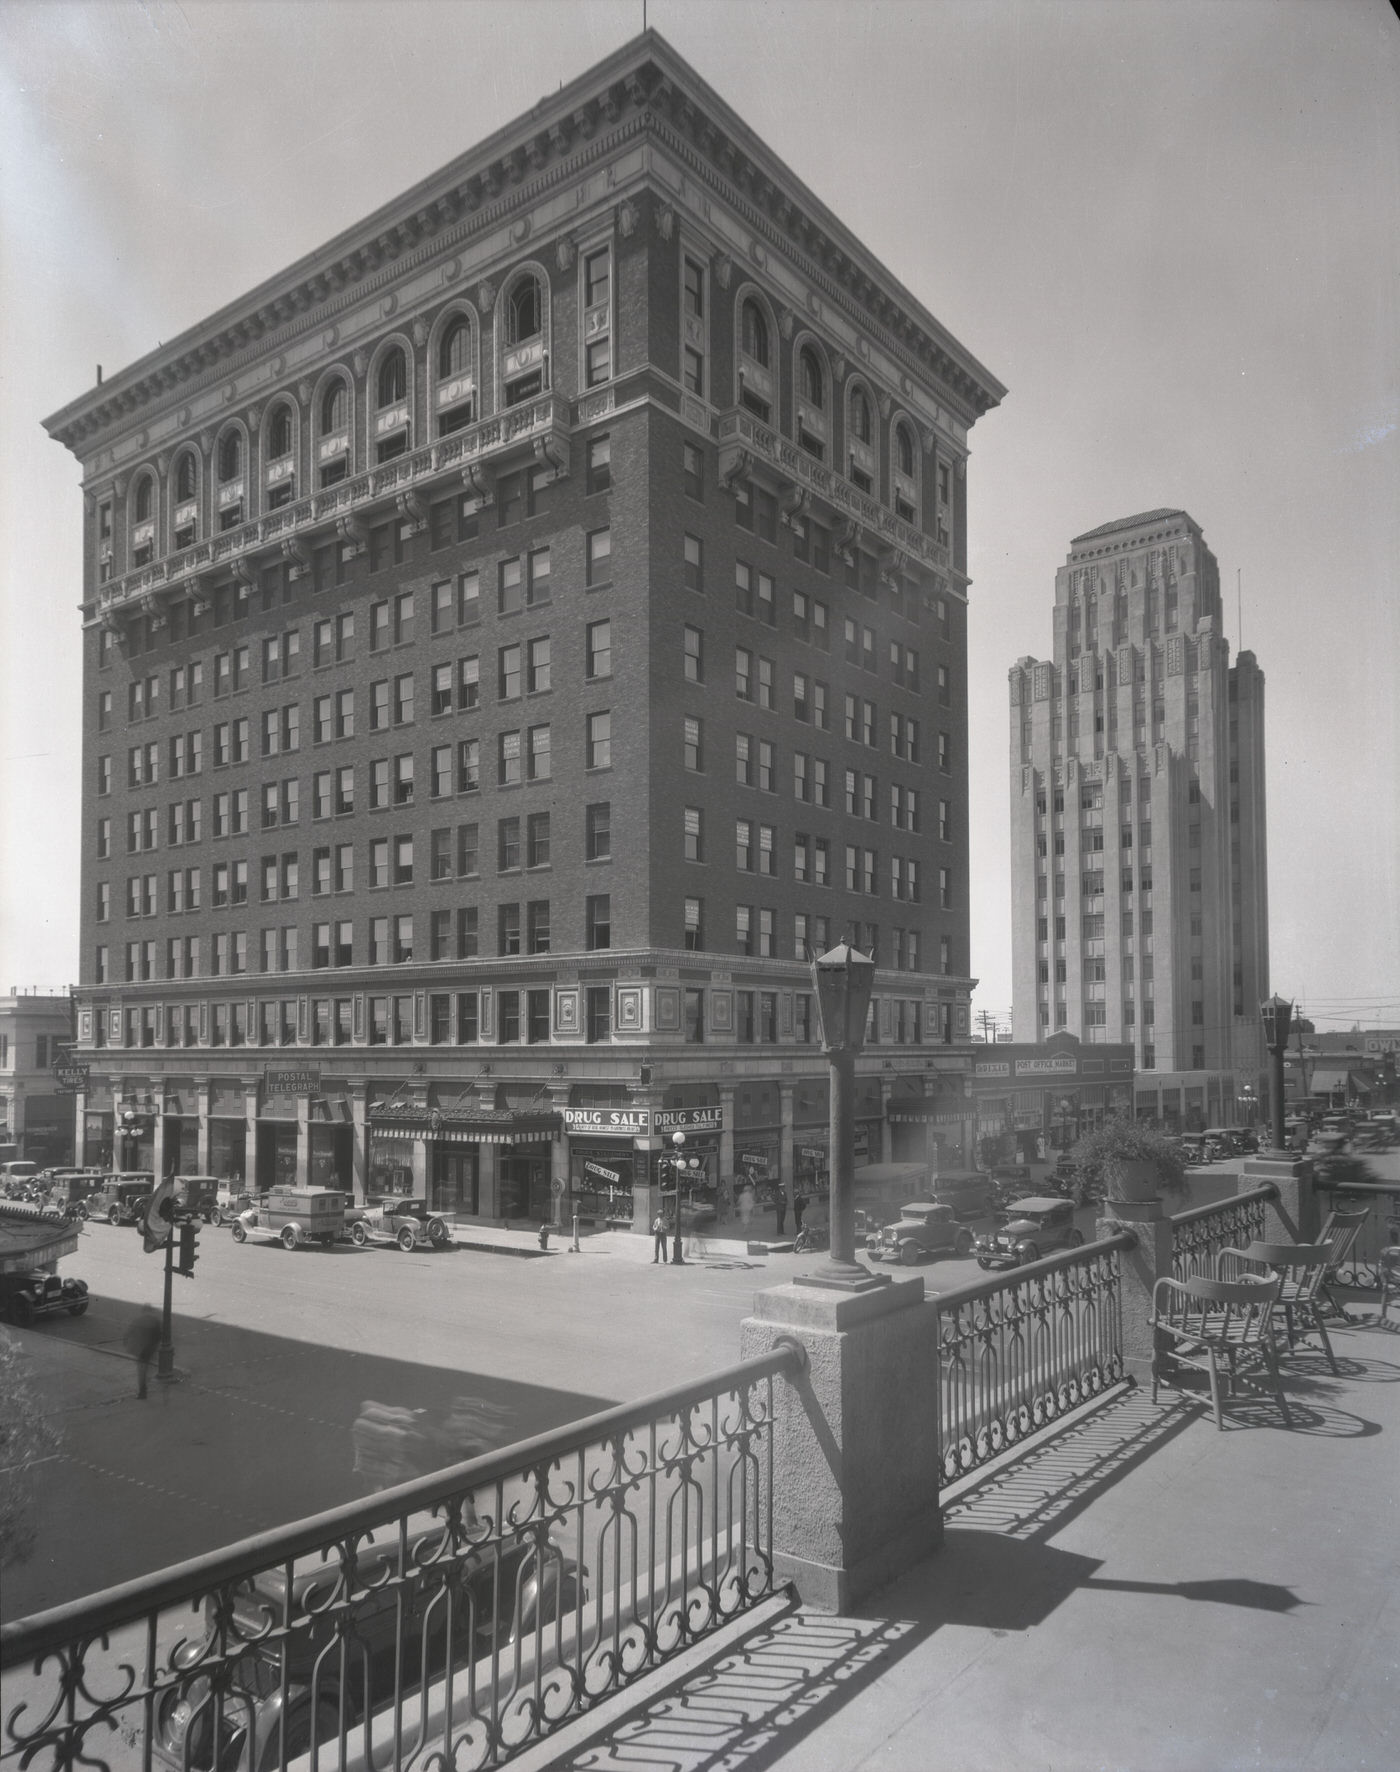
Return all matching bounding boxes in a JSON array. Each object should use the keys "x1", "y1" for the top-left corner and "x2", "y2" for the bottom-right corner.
[{"x1": 530, "y1": 1305, "x2": 1400, "y2": 1772}]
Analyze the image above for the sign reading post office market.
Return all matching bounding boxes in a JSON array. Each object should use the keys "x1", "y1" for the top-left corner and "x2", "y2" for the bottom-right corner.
[{"x1": 562, "y1": 1106, "x2": 723, "y2": 1137}]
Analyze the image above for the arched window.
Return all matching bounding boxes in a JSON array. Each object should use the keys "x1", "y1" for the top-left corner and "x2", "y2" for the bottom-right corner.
[
  {"x1": 135, "y1": 476, "x2": 153, "y2": 522},
  {"x1": 216, "y1": 431, "x2": 244, "y2": 533},
  {"x1": 217, "y1": 431, "x2": 241, "y2": 483},
  {"x1": 741, "y1": 300, "x2": 770, "y2": 367},
  {"x1": 850, "y1": 387, "x2": 871, "y2": 444},
  {"x1": 893, "y1": 422, "x2": 918, "y2": 523},
  {"x1": 435, "y1": 314, "x2": 476, "y2": 436},
  {"x1": 175, "y1": 452, "x2": 197, "y2": 503},
  {"x1": 507, "y1": 276, "x2": 542, "y2": 345},
  {"x1": 377, "y1": 347, "x2": 407, "y2": 409},
  {"x1": 796, "y1": 344, "x2": 827, "y2": 461},
  {"x1": 322, "y1": 378, "x2": 348, "y2": 437},
  {"x1": 501, "y1": 271, "x2": 548, "y2": 406},
  {"x1": 265, "y1": 402, "x2": 296, "y2": 509},
  {"x1": 800, "y1": 347, "x2": 825, "y2": 410},
  {"x1": 439, "y1": 316, "x2": 471, "y2": 378},
  {"x1": 268, "y1": 403, "x2": 293, "y2": 459}
]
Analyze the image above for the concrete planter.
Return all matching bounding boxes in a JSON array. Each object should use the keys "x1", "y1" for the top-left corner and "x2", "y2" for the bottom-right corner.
[{"x1": 1107, "y1": 1158, "x2": 1161, "y2": 1204}]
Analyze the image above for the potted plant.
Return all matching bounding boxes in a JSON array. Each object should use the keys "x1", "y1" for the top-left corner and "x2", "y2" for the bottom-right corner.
[{"x1": 1069, "y1": 1114, "x2": 1188, "y2": 1205}]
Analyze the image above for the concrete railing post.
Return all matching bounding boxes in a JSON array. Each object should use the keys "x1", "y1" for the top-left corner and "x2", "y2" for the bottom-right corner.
[
  {"x1": 740, "y1": 1278, "x2": 938, "y2": 1613},
  {"x1": 1240, "y1": 1154, "x2": 1318, "y2": 1243},
  {"x1": 1097, "y1": 1197, "x2": 1172, "y2": 1387}
]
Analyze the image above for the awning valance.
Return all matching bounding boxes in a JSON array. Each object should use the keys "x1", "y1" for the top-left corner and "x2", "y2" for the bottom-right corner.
[{"x1": 367, "y1": 1107, "x2": 559, "y2": 1145}]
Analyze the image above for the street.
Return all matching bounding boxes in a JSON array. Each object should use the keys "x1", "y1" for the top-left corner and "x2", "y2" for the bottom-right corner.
[
  {"x1": 8, "y1": 1153, "x2": 1389, "y2": 1623},
  {"x1": 4, "y1": 1216, "x2": 798, "y2": 1621}
]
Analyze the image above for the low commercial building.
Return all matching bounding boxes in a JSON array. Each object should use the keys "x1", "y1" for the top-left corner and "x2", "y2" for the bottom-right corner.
[
  {"x1": 0, "y1": 993, "x2": 76, "y2": 1166},
  {"x1": 970, "y1": 1032, "x2": 1135, "y2": 1164}
]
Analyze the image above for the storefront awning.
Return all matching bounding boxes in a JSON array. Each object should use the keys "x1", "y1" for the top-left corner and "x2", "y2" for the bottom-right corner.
[
  {"x1": 368, "y1": 1107, "x2": 560, "y2": 1145},
  {"x1": 886, "y1": 1099, "x2": 970, "y2": 1124}
]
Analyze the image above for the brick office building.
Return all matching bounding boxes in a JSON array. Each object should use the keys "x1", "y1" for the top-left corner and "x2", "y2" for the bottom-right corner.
[
  {"x1": 46, "y1": 32, "x2": 1004, "y2": 1226},
  {"x1": 1008, "y1": 511, "x2": 1269, "y2": 1133}
]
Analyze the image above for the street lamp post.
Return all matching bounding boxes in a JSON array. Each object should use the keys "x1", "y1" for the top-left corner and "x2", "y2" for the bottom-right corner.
[
  {"x1": 668, "y1": 1130, "x2": 688, "y2": 1266},
  {"x1": 1260, "y1": 994, "x2": 1294, "y2": 1153},
  {"x1": 807, "y1": 941, "x2": 885, "y2": 1290}
]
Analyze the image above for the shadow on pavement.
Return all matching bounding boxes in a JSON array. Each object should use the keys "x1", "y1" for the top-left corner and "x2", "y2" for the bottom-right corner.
[{"x1": 3, "y1": 1293, "x2": 612, "y2": 1625}]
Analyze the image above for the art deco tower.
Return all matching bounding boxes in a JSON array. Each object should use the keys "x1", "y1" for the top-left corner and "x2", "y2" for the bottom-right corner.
[{"x1": 1009, "y1": 510, "x2": 1268, "y2": 1130}]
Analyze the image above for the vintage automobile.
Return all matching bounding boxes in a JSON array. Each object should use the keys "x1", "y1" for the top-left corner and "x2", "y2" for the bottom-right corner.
[
  {"x1": 232, "y1": 1187, "x2": 345, "y2": 1250},
  {"x1": 928, "y1": 1169, "x2": 995, "y2": 1222},
  {"x1": 152, "y1": 1523, "x2": 583, "y2": 1772},
  {"x1": 209, "y1": 1182, "x2": 255, "y2": 1226},
  {"x1": 974, "y1": 1196, "x2": 1086, "y2": 1271},
  {"x1": 89, "y1": 1173, "x2": 156, "y2": 1226},
  {"x1": 37, "y1": 1169, "x2": 106, "y2": 1218},
  {"x1": 172, "y1": 1175, "x2": 223, "y2": 1222},
  {"x1": 867, "y1": 1200, "x2": 975, "y2": 1266},
  {"x1": 350, "y1": 1196, "x2": 452, "y2": 1252},
  {"x1": 0, "y1": 1268, "x2": 89, "y2": 1326},
  {"x1": 989, "y1": 1164, "x2": 1036, "y2": 1210}
]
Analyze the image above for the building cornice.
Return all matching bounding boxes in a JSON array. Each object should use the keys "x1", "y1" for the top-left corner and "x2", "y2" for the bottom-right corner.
[{"x1": 44, "y1": 30, "x2": 1004, "y2": 459}]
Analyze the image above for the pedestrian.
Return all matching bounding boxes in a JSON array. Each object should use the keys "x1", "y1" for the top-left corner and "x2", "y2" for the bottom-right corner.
[
  {"x1": 793, "y1": 1193, "x2": 807, "y2": 1232},
  {"x1": 351, "y1": 1402, "x2": 428, "y2": 1494},
  {"x1": 652, "y1": 1210, "x2": 668, "y2": 1262},
  {"x1": 123, "y1": 1306, "x2": 161, "y2": 1400},
  {"x1": 774, "y1": 1191, "x2": 787, "y2": 1237}
]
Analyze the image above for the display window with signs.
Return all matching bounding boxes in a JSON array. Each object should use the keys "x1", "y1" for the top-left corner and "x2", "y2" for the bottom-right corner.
[{"x1": 570, "y1": 1147, "x2": 635, "y2": 1225}]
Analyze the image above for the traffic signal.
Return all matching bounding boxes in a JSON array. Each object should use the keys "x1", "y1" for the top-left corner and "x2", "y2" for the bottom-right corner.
[{"x1": 176, "y1": 1219, "x2": 199, "y2": 1277}]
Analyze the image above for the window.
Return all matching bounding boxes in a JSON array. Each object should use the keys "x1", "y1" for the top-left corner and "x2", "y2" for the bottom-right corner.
[
  {"x1": 736, "y1": 819, "x2": 753, "y2": 872},
  {"x1": 684, "y1": 806, "x2": 703, "y2": 862},
  {"x1": 527, "y1": 723, "x2": 551, "y2": 780},
  {"x1": 736, "y1": 906, "x2": 754, "y2": 957},
  {"x1": 586, "y1": 434, "x2": 611, "y2": 494},
  {"x1": 684, "y1": 715, "x2": 703, "y2": 772},
  {"x1": 498, "y1": 643, "x2": 522, "y2": 701},
  {"x1": 682, "y1": 624, "x2": 704, "y2": 683},
  {"x1": 683, "y1": 441, "x2": 704, "y2": 502},
  {"x1": 684, "y1": 898, "x2": 703, "y2": 951},
  {"x1": 498, "y1": 729, "x2": 521, "y2": 787},
  {"x1": 587, "y1": 711, "x2": 611, "y2": 769},
  {"x1": 586, "y1": 619, "x2": 611, "y2": 680},
  {"x1": 736, "y1": 647, "x2": 753, "y2": 701},
  {"x1": 586, "y1": 894, "x2": 611, "y2": 950},
  {"x1": 525, "y1": 635, "x2": 551, "y2": 695},
  {"x1": 498, "y1": 557, "x2": 522, "y2": 616},
  {"x1": 586, "y1": 528, "x2": 611, "y2": 587}
]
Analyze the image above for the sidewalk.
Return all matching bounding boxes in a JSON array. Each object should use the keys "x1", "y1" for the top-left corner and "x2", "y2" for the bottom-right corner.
[
  {"x1": 547, "y1": 1307, "x2": 1400, "y2": 1772},
  {"x1": 447, "y1": 1222, "x2": 777, "y2": 1264}
]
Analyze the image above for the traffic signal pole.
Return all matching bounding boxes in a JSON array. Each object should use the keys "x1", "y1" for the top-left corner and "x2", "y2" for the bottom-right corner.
[{"x1": 157, "y1": 1227, "x2": 176, "y2": 1382}]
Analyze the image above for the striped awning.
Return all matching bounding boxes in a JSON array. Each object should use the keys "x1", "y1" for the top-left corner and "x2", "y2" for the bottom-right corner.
[{"x1": 367, "y1": 1108, "x2": 559, "y2": 1145}]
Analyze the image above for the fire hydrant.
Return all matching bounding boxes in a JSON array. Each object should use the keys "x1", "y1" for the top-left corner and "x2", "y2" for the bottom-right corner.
[{"x1": 538, "y1": 1223, "x2": 551, "y2": 1251}]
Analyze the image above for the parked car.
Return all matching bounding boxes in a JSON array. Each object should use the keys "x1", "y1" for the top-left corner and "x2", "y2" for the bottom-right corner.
[
  {"x1": 990, "y1": 1164, "x2": 1035, "y2": 1210},
  {"x1": 974, "y1": 1197, "x2": 1085, "y2": 1271},
  {"x1": 172, "y1": 1175, "x2": 222, "y2": 1222},
  {"x1": 232, "y1": 1187, "x2": 345, "y2": 1250},
  {"x1": 1179, "y1": 1134, "x2": 1216, "y2": 1165},
  {"x1": 0, "y1": 1268, "x2": 89, "y2": 1326},
  {"x1": 152, "y1": 1524, "x2": 583, "y2": 1772},
  {"x1": 209, "y1": 1182, "x2": 255, "y2": 1226},
  {"x1": 867, "y1": 1200, "x2": 975, "y2": 1265},
  {"x1": 89, "y1": 1173, "x2": 156, "y2": 1226},
  {"x1": 0, "y1": 1160, "x2": 41, "y2": 1197},
  {"x1": 929, "y1": 1169, "x2": 995, "y2": 1221},
  {"x1": 38, "y1": 1169, "x2": 105, "y2": 1218},
  {"x1": 350, "y1": 1197, "x2": 452, "y2": 1252}
]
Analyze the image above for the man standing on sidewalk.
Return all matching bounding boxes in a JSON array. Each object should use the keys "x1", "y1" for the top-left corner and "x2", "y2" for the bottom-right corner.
[
  {"x1": 123, "y1": 1306, "x2": 161, "y2": 1400},
  {"x1": 651, "y1": 1210, "x2": 668, "y2": 1263}
]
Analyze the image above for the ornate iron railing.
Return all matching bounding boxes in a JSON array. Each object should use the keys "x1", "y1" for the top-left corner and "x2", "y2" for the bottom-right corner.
[
  {"x1": 935, "y1": 1234, "x2": 1132, "y2": 1486},
  {"x1": 0, "y1": 1348, "x2": 798, "y2": 1772},
  {"x1": 1315, "y1": 1178, "x2": 1400, "y2": 1287},
  {"x1": 1169, "y1": 1185, "x2": 1276, "y2": 1282}
]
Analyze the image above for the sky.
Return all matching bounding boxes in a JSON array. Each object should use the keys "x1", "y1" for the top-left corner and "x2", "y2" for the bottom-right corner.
[{"x1": 1, "y1": 0, "x2": 1396, "y2": 1033}]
